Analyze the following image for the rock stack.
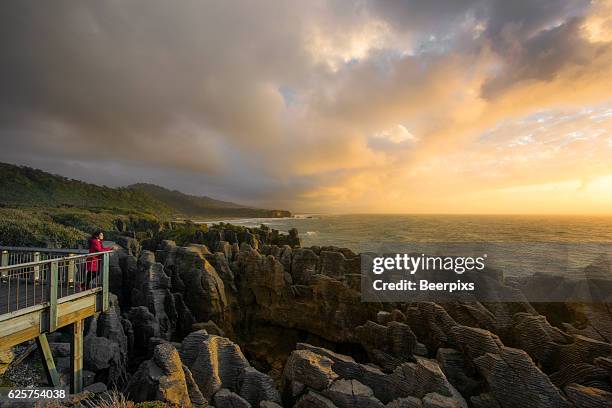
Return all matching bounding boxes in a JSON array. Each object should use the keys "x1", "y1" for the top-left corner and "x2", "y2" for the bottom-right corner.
[{"x1": 45, "y1": 225, "x2": 612, "y2": 407}]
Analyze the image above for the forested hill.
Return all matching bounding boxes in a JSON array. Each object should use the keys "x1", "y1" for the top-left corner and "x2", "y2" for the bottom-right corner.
[
  {"x1": 128, "y1": 183, "x2": 291, "y2": 218},
  {"x1": 0, "y1": 162, "x2": 290, "y2": 218}
]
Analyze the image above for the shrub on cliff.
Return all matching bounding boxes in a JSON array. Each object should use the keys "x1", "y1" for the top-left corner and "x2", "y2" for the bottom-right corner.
[
  {"x1": 152, "y1": 221, "x2": 208, "y2": 246},
  {"x1": 0, "y1": 208, "x2": 87, "y2": 248},
  {"x1": 49, "y1": 209, "x2": 119, "y2": 235},
  {"x1": 48, "y1": 209, "x2": 164, "y2": 240}
]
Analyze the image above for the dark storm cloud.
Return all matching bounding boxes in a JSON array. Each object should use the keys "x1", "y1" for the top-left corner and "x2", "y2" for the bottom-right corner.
[
  {"x1": 0, "y1": 0, "x2": 609, "y2": 211},
  {"x1": 480, "y1": 16, "x2": 606, "y2": 98},
  {"x1": 365, "y1": 0, "x2": 599, "y2": 98},
  {"x1": 0, "y1": 1, "x2": 306, "y2": 170}
]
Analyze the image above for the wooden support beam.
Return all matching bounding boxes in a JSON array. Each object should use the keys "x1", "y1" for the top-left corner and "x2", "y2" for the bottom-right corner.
[
  {"x1": 1, "y1": 250, "x2": 8, "y2": 282},
  {"x1": 70, "y1": 319, "x2": 84, "y2": 394},
  {"x1": 33, "y1": 252, "x2": 41, "y2": 283},
  {"x1": 68, "y1": 253, "x2": 75, "y2": 288},
  {"x1": 36, "y1": 334, "x2": 60, "y2": 387},
  {"x1": 49, "y1": 260, "x2": 58, "y2": 331},
  {"x1": 102, "y1": 252, "x2": 109, "y2": 311}
]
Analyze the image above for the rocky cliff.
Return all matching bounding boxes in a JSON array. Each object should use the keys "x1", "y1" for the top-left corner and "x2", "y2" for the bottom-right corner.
[{"x1": 16, "y1": 224, "x2": 612, "y2": 407}]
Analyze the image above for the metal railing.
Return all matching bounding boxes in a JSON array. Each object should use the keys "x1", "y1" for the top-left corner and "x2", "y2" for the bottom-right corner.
[
  {"x1": 0, "y1": 247, "x2": 88, "y2": 267},
  {"x1": 0, "y1": 248, "x2": 110, "y2": 322}
]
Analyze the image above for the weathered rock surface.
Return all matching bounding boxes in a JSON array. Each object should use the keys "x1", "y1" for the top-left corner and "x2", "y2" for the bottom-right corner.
[
  {"x1": 323, "y1": 379, "x2": 385, "y2": 408},
  {"x1": 180, "y1": 330, "x2": 250, "y2": 399},
  {"x1": 511, "y1": 312, "x2": 612, "y2": 373},
  {"x1": 355, "y1": 320, "x2": 424, "y2": 371},
  {"x1": 83, "y1": 294, "x2": 128, "y2": 387},
  {"x1": 213, "y1": 388, "x2": 251, "y2": 408},
  {"x1": 436, "y1": 348, "x2": 480, "y2": 399},
  {"x1": 564, "y1": 383, "x2": 612, "y2": 408},
  {"x1": 294, "y1": 343, "x2": 467, "y2": 407},
  {"x1": 178, "y1": 247, "x2": 229, "y2": 325},
  {"x1": 180, "y1": 330, "x2": 280, "y2": 405},
  {"x1": 127, "y1": 306, "x2": 160, "y2": 356},
  {"x1": 283, "y1": 350, "x2": 338, "y2": 391},
  {"x1": 473, "y1": 347, "x2": 572, "y2": 408},
  {"x1": 239, "y1": 366, "x2": 283, "y2": 406},
  {"x1": 295, "y1": 391, "x2": 338, "y2": 408},
  {"x1": 28, "y1": 225, "x2": 612, "y2": 408},
  {"x1": 124, "y1": 343, "x2": 205, "y2": 407},
  {"x1": 131, "y1": 251, "x2": 173, "y2": 339},
  {"x1": 549, "y1": 363, "x2": 609, "y2": 389}
]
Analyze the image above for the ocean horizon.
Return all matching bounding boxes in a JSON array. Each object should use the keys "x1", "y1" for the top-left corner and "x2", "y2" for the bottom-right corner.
[{"x1": 200, "y1": 214, "x2": 612, "y2": 278}]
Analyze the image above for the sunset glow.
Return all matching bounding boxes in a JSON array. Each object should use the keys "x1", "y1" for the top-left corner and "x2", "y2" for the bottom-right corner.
[{"x1": 1, "y1": 0, "x2": 611, "y2": 214}]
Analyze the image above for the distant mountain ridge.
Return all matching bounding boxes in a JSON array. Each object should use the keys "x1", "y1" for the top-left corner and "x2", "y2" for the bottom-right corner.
[
  {"x1": 0, "y1": 162, "x2": 290, "y2": 218},
  {"x1": 128, "y1": 183, "x2": 291, "y2": 218}
]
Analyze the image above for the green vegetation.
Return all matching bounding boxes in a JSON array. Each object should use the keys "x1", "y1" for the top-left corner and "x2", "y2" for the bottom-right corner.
[
  {"x1": 154, "y1": 221, "x2": 209, "y2": 246},
  {"x1": 0, "y1": 162, "x2": 290, "y2": 248},
  {"x1": 0, "y1": 162, "x2": 172, "y2": 216},
  {"x1": 0, "y1": 208, "x2": 87, "y2": 248},
  {"x1": 129, "y1": 183, "x2": 291, "y2": 218},
  {"x1": 0, "y1": 162, "x2": 290, "y2": 219}
]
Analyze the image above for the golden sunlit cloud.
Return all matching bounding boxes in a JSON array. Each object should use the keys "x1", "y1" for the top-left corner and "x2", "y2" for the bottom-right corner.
[{"x1": 1, "y1": 0, "x2": 611, "y2": 214}]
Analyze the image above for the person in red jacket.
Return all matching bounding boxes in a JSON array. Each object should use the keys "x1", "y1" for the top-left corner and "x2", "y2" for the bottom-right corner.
[{"x1": 84, "y1": 230, "x2": 112, "y2": 290}]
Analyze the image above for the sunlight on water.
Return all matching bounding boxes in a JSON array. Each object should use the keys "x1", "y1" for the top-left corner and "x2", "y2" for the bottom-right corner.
[{"x1": 214, "y1": 214, "x2": 612, "y2": 277}]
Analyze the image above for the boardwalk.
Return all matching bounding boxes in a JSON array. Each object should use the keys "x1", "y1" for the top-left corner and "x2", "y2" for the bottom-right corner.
[
  {"x1": 0, "y1": 276, "x2": 90, "y2": 315},
  {"x1": 0, "y1": 247, "x2": 110, "y2": 393}
]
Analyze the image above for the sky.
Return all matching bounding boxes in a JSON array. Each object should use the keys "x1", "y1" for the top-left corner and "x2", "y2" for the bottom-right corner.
[{"x1": 1, "y1": 0, "x2": 612, "y2": 214}]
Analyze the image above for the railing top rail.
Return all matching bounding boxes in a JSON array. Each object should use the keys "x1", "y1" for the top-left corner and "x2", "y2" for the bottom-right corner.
[
  {"x1": 0, "y1": 246, "x2": 88, "y2": 254},
  {"x1": 0, "y1": 251, "x2": 111, "y2": 271}
]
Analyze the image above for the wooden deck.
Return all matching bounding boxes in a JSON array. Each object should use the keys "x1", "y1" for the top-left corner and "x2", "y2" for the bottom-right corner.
[
  {"x1": 0, "y1": 248, "x2": 109, "y2": 393},
  {"x1": 0, "y1": 277, "x2": 94, "y2": 315},
  {"x1": 0, "y1": 286, "x2": 102, "y2": 348}
]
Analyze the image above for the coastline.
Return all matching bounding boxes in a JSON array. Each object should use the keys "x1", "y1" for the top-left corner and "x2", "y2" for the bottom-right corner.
[{"x1": 1, "y1": 220, "x2": 611, "y2": 407}]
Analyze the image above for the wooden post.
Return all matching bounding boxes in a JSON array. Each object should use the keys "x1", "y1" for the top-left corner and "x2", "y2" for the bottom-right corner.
[
  {"x1": 1, "y1": 250, "x2": 8, "y2": 283},
  {"x1": 33, "y1": 252, "x2": 40, "y2": 283},
  {"x1": 68, "y1": 253, "x2": 75, "y2": 288},
  {"x1": 49, "y1": 260, "x2": 58, "y2": 332},
  {"x1": 102, "y1": 252, "x2": 110, "y2": 311},
  {"x1": 36, "y1": 334, "x2": 60, "y2": 387},
  {"x1": 70, "y1": 319, "x2": 84, "y2": 394}
]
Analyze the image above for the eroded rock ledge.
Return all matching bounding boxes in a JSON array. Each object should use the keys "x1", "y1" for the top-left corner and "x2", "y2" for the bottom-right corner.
[{"x1": 38, "y1": 225, "x2": 612, "y2": 407}]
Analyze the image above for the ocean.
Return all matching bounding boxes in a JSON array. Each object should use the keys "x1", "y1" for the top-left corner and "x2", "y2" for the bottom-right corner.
[{"x1": 202, "y1": 214, "x2": 612, "y2": 278}]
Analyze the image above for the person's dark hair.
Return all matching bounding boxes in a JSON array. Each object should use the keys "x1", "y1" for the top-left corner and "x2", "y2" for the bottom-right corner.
[{"x1": 91, "y1": 230, "x2": 103, "y2": 239}]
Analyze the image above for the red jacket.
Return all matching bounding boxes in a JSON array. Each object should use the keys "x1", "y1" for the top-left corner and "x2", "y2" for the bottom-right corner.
[{"x1": 87, "y1": 238, "x2": 112, "y2": 272}]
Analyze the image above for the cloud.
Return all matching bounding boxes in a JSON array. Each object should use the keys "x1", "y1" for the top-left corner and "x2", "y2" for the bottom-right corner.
[{"x1": 0, "y1": 0, "x2": 611, "y2": 213}]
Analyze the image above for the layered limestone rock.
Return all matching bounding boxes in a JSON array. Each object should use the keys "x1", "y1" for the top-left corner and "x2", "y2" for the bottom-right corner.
[
  {"x1": 286, "y1": 344, "x2": 468, "y2": 407},
  {"x1": 83, "y1": 294, "x2": 129, "y2": 388},
  {"x1": 125, "y1": 343, "x2": 206, "y2": 407},
  {"x1": 473, "y1": 347, "x2": 572, "y2": 408},
  {"x1": 235, "y1": 247, "x2": 378, "y2": 344},
  {"x1": 436, "y1": 348, "x2": 480, "y2": 399},
  {"x1": 127, "y1": 306, "x2": 160, "y2": 356},
  {"x1": 176, "y1": 246, "x2": 229, "y2": 328},
  {"x1": 66, "y1": 226, "x2": 612, "y2": 407},
  {"x1": 213, "y1": 388, "x2": 251, "y2": 408},
  {"x1": 405, "y1": 302, "x2": 461, "y2": 352},
  {"x1": 548, "y1": 363, "x2": 609, "y2": 389},
  {"x1": 355, "y1": 320, "x2": 425, "y2": 371},
  {"x1": 283, "y1": 350, "x2": 339, "y2": 393},
  {"x1": 180, "y1": 330, "x2": 281, "y2": 406},
  {"x1": 290, "y1": 248, "x2": 319, "y2": 285},
  {"x1": 511, "y1": 312, "x2": 612, "y2": 373},
  {"x1": 564, "y1": 383, "x2": 612, "y2": 407},
  {"x1": 323, "y1": 379, "x2": 384, "y2": 408},
  {"x1": 131, "y1": 251, "x2": 173, "y2": 338}
]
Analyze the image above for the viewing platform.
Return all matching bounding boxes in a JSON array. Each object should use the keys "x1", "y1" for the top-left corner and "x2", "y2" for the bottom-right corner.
[{"x1": 0, "y1": 246, "x2": 110, "y2": 393}]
